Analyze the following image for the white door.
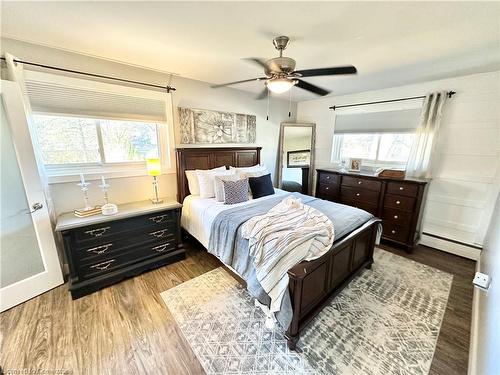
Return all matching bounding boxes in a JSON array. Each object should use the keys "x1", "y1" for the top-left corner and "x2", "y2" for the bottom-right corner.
[{"x1": 0, "y1": 80, "x2": 63, "y2": 312}]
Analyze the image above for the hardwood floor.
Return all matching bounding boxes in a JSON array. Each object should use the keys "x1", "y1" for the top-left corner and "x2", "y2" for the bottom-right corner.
[{"x1": 1, "y1": 243, "x2": 475, "y2": 375}]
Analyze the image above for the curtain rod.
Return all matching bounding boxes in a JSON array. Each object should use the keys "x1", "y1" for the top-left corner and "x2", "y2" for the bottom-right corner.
[
  {"x1": 0, "y1": 56, "x2": 176, "y2": 93},
  {"x1": 329, "y1": 91, "x2": 455, "y2": 110}
]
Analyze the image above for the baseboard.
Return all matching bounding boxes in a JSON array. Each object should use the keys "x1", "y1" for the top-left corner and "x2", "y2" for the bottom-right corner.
[
  {"x1": 468, "y1": 258, "x2": 481, "y2": 375},
  {"x1": 420, "y1": 233, "x2": 481, "y2": 260}
]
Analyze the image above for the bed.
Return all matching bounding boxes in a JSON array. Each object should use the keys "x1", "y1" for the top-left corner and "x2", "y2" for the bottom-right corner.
[{"x1": 176, "y1": 147, "x2": 382, "y2": 350}]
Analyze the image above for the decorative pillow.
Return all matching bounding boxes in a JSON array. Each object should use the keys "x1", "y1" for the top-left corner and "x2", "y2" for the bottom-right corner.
[
  {"x1": 186, "y1": 166, "x2": 225, "y2": 196},
  {"x1": 214, "y1": 173, "x2": 239, "y2": 202},
  {"x1": 223, "y1": 178, "x2": 249, "y2": 205},
  {"x1": 195, "y1": 167, "x2": 227, "y2": 198},
  {"x1": 249, "y1": 173, "x2": 275, "y2": 199}
]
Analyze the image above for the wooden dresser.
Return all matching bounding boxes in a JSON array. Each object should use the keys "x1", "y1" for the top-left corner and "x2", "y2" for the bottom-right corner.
[
  {"x1": 316, "y1": 169, "x2": 429, "y2": 252},
  {"x1": 56, "y1": 199, "x2": 184, "y2": 299}
]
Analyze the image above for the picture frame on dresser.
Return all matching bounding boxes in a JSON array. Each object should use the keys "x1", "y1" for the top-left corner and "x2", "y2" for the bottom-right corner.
[
  {"x1": 315, "y1": 169, "x2": 429, "y2": 252},
  {"x1": 55, "y1": 199, "x2": 185, "y2": 299}
]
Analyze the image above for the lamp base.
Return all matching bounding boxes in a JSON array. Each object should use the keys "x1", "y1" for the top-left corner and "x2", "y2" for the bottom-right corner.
[{"x1": 150, "y1": 198, "x2": 164, "y2": 204}]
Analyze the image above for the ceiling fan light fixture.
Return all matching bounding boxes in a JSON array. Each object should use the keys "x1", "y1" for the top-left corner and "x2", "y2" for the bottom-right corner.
[{"x1": 266, "y1": 78, "x2": 296, "y2": 94}]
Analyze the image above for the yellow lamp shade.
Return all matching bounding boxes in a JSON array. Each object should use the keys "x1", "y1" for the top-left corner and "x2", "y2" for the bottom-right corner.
[{"x1": 146, "y1": 158, "x2": 161, "y2": 176}]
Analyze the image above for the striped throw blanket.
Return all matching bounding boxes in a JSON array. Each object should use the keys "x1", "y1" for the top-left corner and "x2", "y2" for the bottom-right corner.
[{"x1": 241, "y1": 196, "x2": 335, "y2": 313}]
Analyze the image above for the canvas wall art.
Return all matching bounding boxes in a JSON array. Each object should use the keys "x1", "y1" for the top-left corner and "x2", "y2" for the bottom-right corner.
[{"x1": 179, "y1": 107, "x2": 256, "y2": 144}]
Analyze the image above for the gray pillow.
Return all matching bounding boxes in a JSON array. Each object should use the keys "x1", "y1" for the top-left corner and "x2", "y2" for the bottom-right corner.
[
  {"x1": 223, "y1": 178, "x2": 249, "y2": 205},
  {"x1": 214, "y1": 174, "x2": 240, "y2": 202}
]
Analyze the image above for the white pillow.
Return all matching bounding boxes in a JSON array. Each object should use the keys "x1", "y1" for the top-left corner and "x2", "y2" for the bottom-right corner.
[
  {"x1": 239, "y1": 169, "x2": 269, "y2": 179},
  {"x1": 231, "y1": 165, "x2": 267, "y2": 178},
  {"x1": 230, "y1": 164, "x2": 266, "y2": 173},
  {"x1": 214, "y1": 172, "x2": 240, "y2": 202},
  {"x1": 196, "y1": 168, "x2": 231, "y2": 198},
  {"x1": 186, "y1": 166, "x2": 225, "y2": 195}
]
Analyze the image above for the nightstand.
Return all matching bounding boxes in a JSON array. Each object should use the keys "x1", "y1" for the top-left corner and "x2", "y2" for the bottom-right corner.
[{"x1": 55, "y1": 199, "x2": 184, "y2": 299}]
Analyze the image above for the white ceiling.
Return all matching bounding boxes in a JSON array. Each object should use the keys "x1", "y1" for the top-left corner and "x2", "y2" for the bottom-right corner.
[{"x1": 2, "y1": 1, "x2": 500, "y2": 101}]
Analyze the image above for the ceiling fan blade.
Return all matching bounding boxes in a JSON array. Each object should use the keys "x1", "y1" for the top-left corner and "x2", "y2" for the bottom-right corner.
[
  {"x1": 294, "y1": 65, "x2": 357, "y2": 77},
  {"x1": 211, "y1": 77, "x2": 266, "y2": 88},
  {"x1": 243, "y1": 57, "x2": 271, "y2": 70},
  {"x1": 295, "y1": 79, "x2": 330, "y2": 96},
  {"x1": 255, "y1": 88, "x2": 268, "y2": 100}
]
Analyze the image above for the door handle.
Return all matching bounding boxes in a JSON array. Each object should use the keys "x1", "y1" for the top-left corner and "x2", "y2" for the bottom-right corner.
[{"x1": 27, "y1": 202, "x2": 43, "y2": 214}]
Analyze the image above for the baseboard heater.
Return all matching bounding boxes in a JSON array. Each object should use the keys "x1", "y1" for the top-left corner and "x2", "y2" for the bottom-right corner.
[{"x1": 420, "y1": 232, "x2": 481, "y2": 261}]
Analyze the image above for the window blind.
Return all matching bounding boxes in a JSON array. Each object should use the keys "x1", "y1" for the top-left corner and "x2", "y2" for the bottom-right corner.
[
  {"x1": 24, "y1": 71, "x2": 168, "y2": 122},
  {"x1": 334, "y1": 108, "x2": 422, "y2": 133}
]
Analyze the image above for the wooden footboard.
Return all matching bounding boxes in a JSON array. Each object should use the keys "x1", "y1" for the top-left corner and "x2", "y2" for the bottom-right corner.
[{"x1": 285, "y1": 217, "x2": 381, "y2": 350}]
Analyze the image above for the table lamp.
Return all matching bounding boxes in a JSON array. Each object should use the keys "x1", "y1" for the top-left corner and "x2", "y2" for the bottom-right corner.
[{"x1": 146, "y1": 158, "x2": 163, "y2": 204}]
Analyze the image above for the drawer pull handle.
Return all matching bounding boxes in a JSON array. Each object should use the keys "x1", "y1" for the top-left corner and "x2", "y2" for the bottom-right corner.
[
  {"x1": 86, "y1": 243, "x2": 113, "y2": 254},
  {"x1": 356, "y1": 193, "x2": 360, "y2": 197},
  {"x1": 393, "y1": 215, "x2": 398, "y2": 219},
  {"x1": 391, "y1": 230, "x2": 396, "y2": 234},
  {"x1": 152, "y1": 243, "x2": 170, "y2": 253},
  {"x1": 85, "y1": 226, "x2": 110, "y2": 238},
  {"x1": 90, "y1": 259, "x2": 115, "y2": 270},
  {"x1": 396, "y1": 200, "x2": 401, "y2": 205},
  {"x1": 358, "y1": 181, "x2": 362, "y2": 185},
  {"x1": 150, "y1": 229, "x2": 168, "y2": 238},
  {"x1": 399, "y1": 186, "x2": 404, "y2": 190},
  {"x1": 149, "y1": 214, "x2": 167, "y2": 223}
]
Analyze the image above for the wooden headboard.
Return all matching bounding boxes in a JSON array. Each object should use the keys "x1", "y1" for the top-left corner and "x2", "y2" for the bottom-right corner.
[{"x1": 176, "y1": 147, "x2": 262, "y2": 203}]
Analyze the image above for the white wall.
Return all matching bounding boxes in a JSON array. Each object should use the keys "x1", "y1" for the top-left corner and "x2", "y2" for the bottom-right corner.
[
  {"x1": 1, "y1": 38, "x2": 296, "y2": 215},
  {"x1": 470, "y1": 193, "x2": 500, "y2": 375},
  {"x1": 297, "y1": 71, "x2": 500, "y2": 247}
]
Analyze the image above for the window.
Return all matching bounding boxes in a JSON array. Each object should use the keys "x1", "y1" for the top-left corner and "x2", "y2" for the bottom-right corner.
[
  {"x1": 23, "y1": 70, "x2": 175, "y2": 182},
  {"x1": 33, "y1": 114, "x2": 160, "y2": 165},
  {"x1": 332, "y1": 132, "x2": 415, "y2": 166},
  {"x1": 32, "y1": 114, "x2": 171, "y2": 181}
]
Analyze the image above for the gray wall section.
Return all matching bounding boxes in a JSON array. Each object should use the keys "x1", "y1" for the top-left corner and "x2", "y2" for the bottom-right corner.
[
  {"x1": 473, "y1": 192, "x2": 500, "y2": 374},
  {"x1": 1, "y1": 38, "x2": 297, "y2": 216}
]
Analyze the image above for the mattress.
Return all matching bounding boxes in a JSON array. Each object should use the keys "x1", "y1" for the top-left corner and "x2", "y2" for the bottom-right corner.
[
  {"x1": 181, "y1": 188, "x2": 375, "y2": 249},
  {"x1": 181, "y1": 188, "x2": 289, "y2": 248}
]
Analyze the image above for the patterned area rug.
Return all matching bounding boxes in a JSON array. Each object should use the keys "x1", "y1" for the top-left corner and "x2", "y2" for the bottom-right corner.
[{"x1": 161, "y1": 248, "x2": 452, "y2": 374}]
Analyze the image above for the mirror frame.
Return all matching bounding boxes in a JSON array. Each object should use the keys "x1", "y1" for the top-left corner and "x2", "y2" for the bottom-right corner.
[{"x1": 278, "y1": 122, "x2": 316, "y2": 195}]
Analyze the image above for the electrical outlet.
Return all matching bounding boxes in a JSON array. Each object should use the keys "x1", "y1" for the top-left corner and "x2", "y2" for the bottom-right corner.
[{"x1": 473, "y1": 272, "x2": 491, "y2": 290}]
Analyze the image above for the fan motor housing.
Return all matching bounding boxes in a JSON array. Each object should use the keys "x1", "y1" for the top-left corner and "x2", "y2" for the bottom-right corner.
[{"x1": 265, "y1": 57, "x2": 296, "y2": 75}]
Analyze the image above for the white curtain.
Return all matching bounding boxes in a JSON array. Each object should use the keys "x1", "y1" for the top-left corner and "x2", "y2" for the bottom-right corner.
[
  {"x1": 5, "y1": 53, "x2": 57, "y2": 223},
  {"x1": 405, "y1": 91, "x2": 447, "y2": 178}
]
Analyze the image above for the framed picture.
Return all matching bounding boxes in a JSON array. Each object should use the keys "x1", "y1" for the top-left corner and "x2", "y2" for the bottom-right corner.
[
  {"x1": 349, "y1": 158, "x2": 362, "y2": 171},
  {"x1": 287, "y1": 149, "x2": 311, "y2": 168}
]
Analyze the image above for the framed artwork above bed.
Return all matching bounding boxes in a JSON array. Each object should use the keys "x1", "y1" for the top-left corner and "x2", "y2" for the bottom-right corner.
[{"x1": 179, "y1": 107, "x2": 256, "y2": 144}]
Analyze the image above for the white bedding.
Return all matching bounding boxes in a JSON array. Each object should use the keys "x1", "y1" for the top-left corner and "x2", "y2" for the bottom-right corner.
[{"x1": 181, "y1": 189, "x2": 289, "y2": 248}]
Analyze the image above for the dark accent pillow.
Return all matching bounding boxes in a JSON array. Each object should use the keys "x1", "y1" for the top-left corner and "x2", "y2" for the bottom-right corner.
[
  {"x1": 223, "y1": 178, "x2": 249, "y2": 205},
  {"x1": 249, "y1": 173, "x2": 275, "y2": 199}
]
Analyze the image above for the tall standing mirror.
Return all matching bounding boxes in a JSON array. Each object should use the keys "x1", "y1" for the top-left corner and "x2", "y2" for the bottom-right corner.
[{"x1": 278, "y1": 123, "x2": 316, "y2": 195}]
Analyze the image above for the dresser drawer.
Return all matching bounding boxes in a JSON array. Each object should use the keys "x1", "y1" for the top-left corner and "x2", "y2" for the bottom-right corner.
[
  {"x1": 382, "y1": 223, "x2": 410, "y2": 243},
  {"x1": 340, "y1": 186, "x2": 380, "y2": 205},
  {"x1": 73, "y1": 210, "x2": 178, "y2": 244},
  {"x1": 384, "y1": 194, "x2": 415, "y2": 212},
  {"x1": 386, "y1": 181, "x2": 419, "y2": 197},
  {"x1": 382, "y1": 208, "x2": 413, "y2": 226},
  {"x1": 341, "y1": 199, "x2": 378, "y2": 216},
  {"x1": 318, "y1": 172, "x2": 339, "y2": 186},
  {"x1": 317, "y1": 184, "x2": 337, "y2": 199},
  {"x1": 75, "y1": 227, "x2": 177, "y2": 262},
  {"x1": 341, "y1": 176, "x2": 381, "y2": 192},
  {"x1": 78, "y1": 240, "x2": 178, "y2": 280}
]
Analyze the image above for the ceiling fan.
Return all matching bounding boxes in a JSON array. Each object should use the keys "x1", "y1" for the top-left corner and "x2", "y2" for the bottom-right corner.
[{"x1": 211, "y1": 35, "x2": 357, "y2": 99}]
